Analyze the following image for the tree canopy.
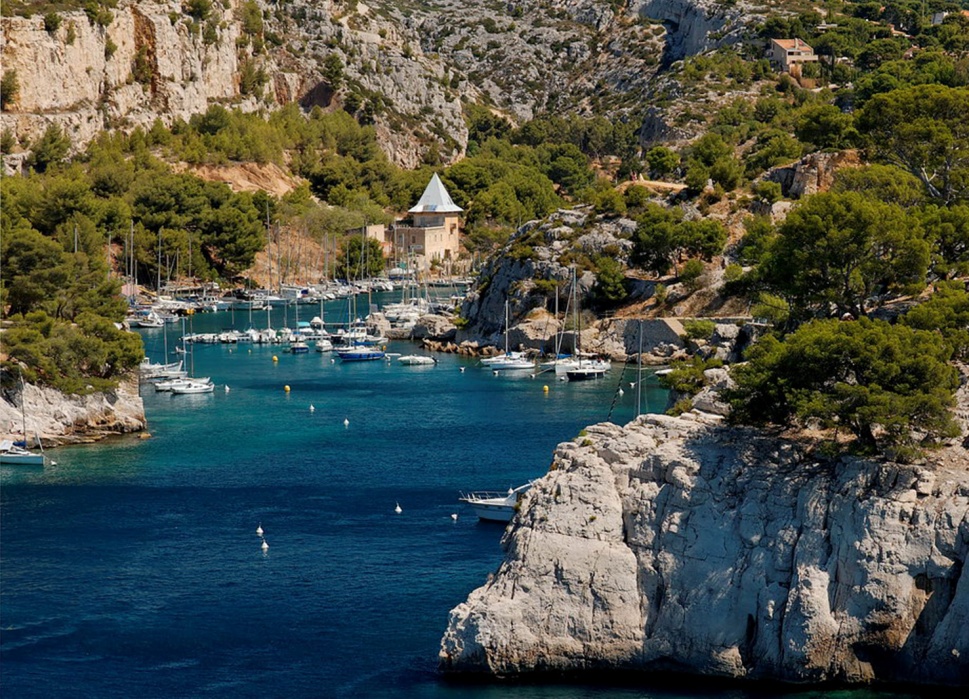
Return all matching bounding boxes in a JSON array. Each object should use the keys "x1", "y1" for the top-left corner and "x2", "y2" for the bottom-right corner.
[
  {"x1": 857, "y1": 85, "x2": 969, "y2": 204},
  {"x1": 727, "y1": 317, "x2": 961, "y2": 458},
  {"x1": 760, "y1": 191, "x2": 930, "y2": 319}
]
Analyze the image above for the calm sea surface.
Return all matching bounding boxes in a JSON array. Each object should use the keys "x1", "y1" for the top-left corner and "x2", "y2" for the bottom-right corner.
[{"x1": 1, "y1": 301, "x2": 919, "y2": 699}]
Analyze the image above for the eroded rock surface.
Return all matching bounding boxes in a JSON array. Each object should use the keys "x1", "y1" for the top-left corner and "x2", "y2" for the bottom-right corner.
[{"x1": 441, "y1": 408, "x2": 969, "y2": 686}]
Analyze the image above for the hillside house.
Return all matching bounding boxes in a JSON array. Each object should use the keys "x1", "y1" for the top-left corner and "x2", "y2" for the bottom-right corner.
[{"x1": 769, "y1": 38, "x2": 819, "y2": 76}]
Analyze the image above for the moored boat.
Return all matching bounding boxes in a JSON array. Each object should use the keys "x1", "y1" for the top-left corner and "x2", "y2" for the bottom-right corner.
[
  {"x1": 337, "y1": 346, "x2": 386, "y2": 362},
  {"x1": 459, "y1": 482, "x2": 533, "y2": 522},
  {"x1": 397, "y1": 355, "x2": 436, "y2": 366},
  {"x1": 0, "y1": 439, "x2": 48, "y2": 467},
  {"x1": 170, "y1": 380, "x2": 215, "y2": 394}
]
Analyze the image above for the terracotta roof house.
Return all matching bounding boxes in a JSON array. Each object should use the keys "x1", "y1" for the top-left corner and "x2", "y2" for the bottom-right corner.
[{"x1": 769, "y1": 38, "x2": 819, "y2": 75}]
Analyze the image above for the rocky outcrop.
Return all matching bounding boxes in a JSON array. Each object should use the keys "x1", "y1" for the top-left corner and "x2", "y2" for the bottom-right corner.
[
  {"x1": 764, "y1": 150, "x2": 863, "y2": 199},
  {"x1": 0, "y1": 376, "x2": 146, "y2": 446},
  {"x1": 441, "y1": 403, "x2": 969, "y2": 686},
  {"x1": 634, "y1": 0, "x2": 754, "y2": 63}
]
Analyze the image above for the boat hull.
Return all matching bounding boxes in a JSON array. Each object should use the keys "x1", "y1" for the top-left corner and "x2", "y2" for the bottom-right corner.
[
  {"x1": 0, "y1": 451, "x2": 46, "y2": 466},
  {"x1": 566, "y1": 367, "x2": 608, "y2": 381},
  {"x1": 337, "y1": 349, "x2": 386, "y2": 361},
  {"x1": 465, "y1": 501, "x2": 516, "y2": 522}
]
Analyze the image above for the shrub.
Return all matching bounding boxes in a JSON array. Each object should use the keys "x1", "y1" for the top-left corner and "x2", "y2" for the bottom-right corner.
[
  {"x1": 683, "y1": 319, "x2": 716, "y2": 341},
  {"x1": 1, "y1": 69, "x2": 18, "y2": 110},
  {"x1": 44, "y1": 12, "x2": 62, "y2": 33},
  {"x1": 679, "y1": 259, "x2": 704, "y2": 290}
]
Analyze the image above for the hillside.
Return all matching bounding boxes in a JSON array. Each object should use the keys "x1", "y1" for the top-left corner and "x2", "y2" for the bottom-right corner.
[{"x1": 1, "y1": 0, "x2": 766, "y2": 167}]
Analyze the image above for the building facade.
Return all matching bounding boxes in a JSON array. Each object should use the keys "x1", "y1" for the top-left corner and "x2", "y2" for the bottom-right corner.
[{"x1": 769, "y1": 38, "x2": 819, "y2": 76}]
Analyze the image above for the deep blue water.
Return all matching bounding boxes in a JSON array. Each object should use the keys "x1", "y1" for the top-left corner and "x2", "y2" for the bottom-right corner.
[{"x1": 1, "y1": 305, "x2": 919, "y2": 699}]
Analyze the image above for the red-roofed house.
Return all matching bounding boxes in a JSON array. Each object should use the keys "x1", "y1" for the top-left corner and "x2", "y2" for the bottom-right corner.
[{"x1": 769, "y1": 38, "x2": 819, "y2": 75}]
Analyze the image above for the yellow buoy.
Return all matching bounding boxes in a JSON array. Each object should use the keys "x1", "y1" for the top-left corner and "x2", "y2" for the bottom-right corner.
[
  {"x1": 284, "y1": 385, "x2": 290, "y2": 393},
  {"x1": 272, "y1": 355, "x2": 279, "y2": 362},
  {"x1": 139, "y1": 432, "x2": 151, "y2": 439},
  {"x1": 543, "y1": 385, "x2": 549, "y2": 393}
]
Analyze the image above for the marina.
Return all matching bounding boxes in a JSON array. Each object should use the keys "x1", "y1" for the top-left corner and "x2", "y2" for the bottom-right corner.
[{"x1": 1, "y1": 307, "x2": 669, "y2": 699}]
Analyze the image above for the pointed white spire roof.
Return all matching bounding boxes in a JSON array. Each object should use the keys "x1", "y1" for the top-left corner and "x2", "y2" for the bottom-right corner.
[{"x1": 408, "y1": 173, "x2": 463, "y2": 214}]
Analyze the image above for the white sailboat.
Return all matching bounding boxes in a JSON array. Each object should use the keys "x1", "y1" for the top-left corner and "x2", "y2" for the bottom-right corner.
[
  {"x1": 170, "y1": 320, "x2": 215, "y2": 394},
  {"x1": 485, "y1": 301, "x2": 534, "y2": 371},
  {"x1": 1, "y1": 377, "x2": 53, "y2": 466},
  {"x1": 542, "y1": 268, "x2": 609, "y2": 380}
]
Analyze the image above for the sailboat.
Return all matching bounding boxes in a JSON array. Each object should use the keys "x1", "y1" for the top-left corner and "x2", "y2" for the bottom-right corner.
[
  {"x1": 170, "y1": 319, "x2": 215, "y2": 394},
  {"x1": 1, "y1": 377, "x2": 52, "y2": 466},
  {"x1": 336, "y1": 241, "x2": 385, "y2": 362},
  {"x1": 486, "y1": 301, "x2": 534, "y2": 371},
  {"x1": 540, "y1": 268, "x2": 609, "y2": 380}
]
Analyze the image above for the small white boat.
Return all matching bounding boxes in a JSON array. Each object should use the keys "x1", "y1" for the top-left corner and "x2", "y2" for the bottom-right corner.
[
  {"x1": 154, "y1": 377, "x2": 211, "y2": 392},
  {"x1": 315, "y1": 338, "x2": 334, "y2": 353},
  {"x1": 397, "y1": 355, "x2": 436, "y2": 366},
  {"x1": 0, "y1": 439, "x2": 48, "y2": 467},
  {"x1": 485, "y1": 301, "x2": 533, "y2": 371},
  {"x1": 480, "y1": 351, "x2": 525, "y2": 366},
  {"x1": 459, "y1": 482, "x2": 533, "y2": 522},
  {"x1": 289, "y1": 341, "x2": 309, "y2": 354},
  {"x1": 170, "y1": 380, "x2": 215, "y2": 394},
  {"x1": 488, "y1": 356, "x2": 535, "y2": 371}
]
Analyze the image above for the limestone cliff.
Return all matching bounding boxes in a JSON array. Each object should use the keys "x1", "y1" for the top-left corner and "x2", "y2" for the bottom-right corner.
[
  {"x1": 1, "y1": 0, "x2": 768, "y2": 169},
  {"x1": 0, "y1": 1, "x2": 251, "y2": 156},
  {"x1": 441, "y1": 399, "x2": 969, "y2": 685},
  {"x1": 0, "y1": 376, "x2": 146, "y2": 446}
]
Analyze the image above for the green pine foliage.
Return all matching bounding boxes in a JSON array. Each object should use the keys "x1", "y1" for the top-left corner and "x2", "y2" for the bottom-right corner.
[{"x1": 727, "y1": 318, "x2": 960, "y2": 459}]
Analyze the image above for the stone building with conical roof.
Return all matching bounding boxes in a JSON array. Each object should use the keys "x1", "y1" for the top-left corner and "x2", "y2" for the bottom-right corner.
[{"x1": 391, "y1": 173, "x2": 463, "y2": 270}]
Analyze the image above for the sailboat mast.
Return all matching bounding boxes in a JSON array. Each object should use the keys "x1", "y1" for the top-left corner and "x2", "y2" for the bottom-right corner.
[{"x1": 19, "y1": 374, "x2": 28, "y2": 445}]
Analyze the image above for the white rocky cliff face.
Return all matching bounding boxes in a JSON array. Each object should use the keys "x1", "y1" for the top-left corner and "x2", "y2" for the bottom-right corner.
[
  {"x1": 0, "y1": 377, "x2": 146, "y2": 445},
  {"x1": 441, "y1": 403, "x2": 969, "y2": 686},
  {"x1": 1, "y1": 1, "x2": 248, "y2": 154}
]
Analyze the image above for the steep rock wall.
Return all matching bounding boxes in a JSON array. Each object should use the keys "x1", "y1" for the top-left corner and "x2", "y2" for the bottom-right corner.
[
  {"x1": 634, "y1": 0, "x2": 752, "y2": 63},
  {"x1": 0, "y1": 1, "x2": 249, "y2": 156},
  {"x1": 441, "y1": 407, "x2": 969, "y2": 686}
]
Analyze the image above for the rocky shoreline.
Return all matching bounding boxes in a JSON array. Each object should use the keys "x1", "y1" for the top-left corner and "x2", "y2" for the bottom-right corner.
[
  {"x1": 0, "y1": 375, "x2": 146, "y2": 447},
  {"x1": 440, "y1": 386, "x2": 969, "y2": 687}
]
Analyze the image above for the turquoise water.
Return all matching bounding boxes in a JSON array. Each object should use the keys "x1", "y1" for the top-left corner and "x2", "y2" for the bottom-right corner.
[{"x1": 0, "y1": 306, "x2": 918, "y2": 698}]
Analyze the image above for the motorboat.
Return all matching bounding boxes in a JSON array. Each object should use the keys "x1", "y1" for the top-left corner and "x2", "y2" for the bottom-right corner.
[
  {"x1": 397, "y1": 355, "x2": 436, "y2": 366},
  {"x1": 315, "y1": 338, "x2": 335, "y2": 353},
  {"x1": 170, "y1": 380, "x2": 215, "y2": 394},
  {"x1": 337, "y1": 346, "x2": 386, "y2": 362},
  {"x1": 459, "y1": 482, "x2": 533, "y2": 522},
  {"x1": 154, "y1": 376, "x2": 211, "y2": 392},
  {"x1": 565, "y1": 362, "x2": 609, "y2": 381},
  {"x1": 289, "y1": 341, "x2": 310, "y2": 354},
  {"x1": 0, "y1": 439, "x2": 48, "y2": 467}
]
